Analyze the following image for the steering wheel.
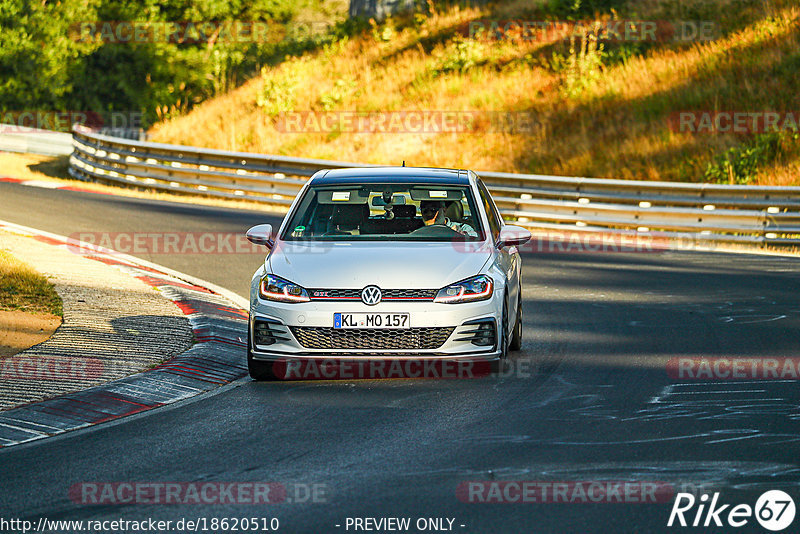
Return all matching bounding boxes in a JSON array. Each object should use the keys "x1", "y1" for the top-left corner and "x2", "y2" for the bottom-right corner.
[{"x1": 409, "y1": 224, "x2": 461, "y2": 237}]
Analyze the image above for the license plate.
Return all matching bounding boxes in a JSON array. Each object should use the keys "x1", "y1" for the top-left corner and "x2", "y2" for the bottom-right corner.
[{"x1": 334, "y1": 313, "x2": 410, "y2": 329}]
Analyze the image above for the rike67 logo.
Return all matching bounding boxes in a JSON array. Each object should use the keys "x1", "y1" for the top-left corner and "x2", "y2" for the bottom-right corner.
[{"x1": 668, "y1": 490, "x2": 795, "y2": 531}]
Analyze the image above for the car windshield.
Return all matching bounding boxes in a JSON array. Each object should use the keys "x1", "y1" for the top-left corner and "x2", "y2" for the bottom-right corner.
[{"x1": 282, "y1": 183, "x2": 485, "y2": 241}]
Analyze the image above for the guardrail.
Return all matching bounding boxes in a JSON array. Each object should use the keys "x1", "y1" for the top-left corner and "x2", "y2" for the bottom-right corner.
[
  {"x1": 1, "y1": 128, "x2": 74, "y2": 157},
  {"x1": 69, "y1": 125, "x2": 800, "y2": 247}
]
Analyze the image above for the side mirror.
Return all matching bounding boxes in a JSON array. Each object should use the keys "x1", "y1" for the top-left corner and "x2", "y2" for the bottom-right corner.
[
  {"x1": 497, "y1": 225, "x2": 531, "y2": 249},
  {"x1": 246, "y1": 224, "x2": 274, "y2": 248}
]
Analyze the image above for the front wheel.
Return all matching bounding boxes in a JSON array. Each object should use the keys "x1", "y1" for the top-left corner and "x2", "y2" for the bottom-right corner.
[
  {"x1": 492, "y1": 295, "x2": 510, "y2": 374},
  {"x1": 247, "y1": 320, "x2": 276, "y2": 380},
  {"x1": 509, "y1": 289, "x2": 523, "y2": 351},
  {"x1": 248, "y1": 352, "x2": 276, "y2": 381}
]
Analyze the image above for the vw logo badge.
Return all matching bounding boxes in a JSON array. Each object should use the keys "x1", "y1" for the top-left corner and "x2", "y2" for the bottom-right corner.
[{"x1": 361, "y1": 285, "x2": 382, "y2": 306}]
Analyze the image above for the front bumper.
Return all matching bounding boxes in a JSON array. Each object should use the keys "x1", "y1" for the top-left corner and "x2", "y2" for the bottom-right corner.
[{"x1": 248, "y1": 296, "x2": 502, "y2": 362}]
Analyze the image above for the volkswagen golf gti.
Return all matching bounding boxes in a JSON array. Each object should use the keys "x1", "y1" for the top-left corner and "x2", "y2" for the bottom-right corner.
[{"x1": 245, "y1": 167, "x2": 531, "y2": 380}]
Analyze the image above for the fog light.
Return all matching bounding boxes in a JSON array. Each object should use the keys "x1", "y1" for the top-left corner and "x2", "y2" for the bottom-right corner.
[
  {"x1": 472, "y1": 322, "x2": 495, "y2": 347},
  {"x1": 454, "y1": 319, "x2": 496, "y2": 348},
  {"x1": 253, "y1": 319, "x2": 289, "y2": 346}
]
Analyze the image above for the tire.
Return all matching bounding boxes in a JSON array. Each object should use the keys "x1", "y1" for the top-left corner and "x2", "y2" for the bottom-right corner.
[
  {"x1": 509, "y1": 289, "x2": 523, "y2": 352},
  {"x1": 492, "y1": 295, "x2": 510, "y2": 374},
  {"x1": 247, "y1": 321, "x2": 277, "y2": 381}
]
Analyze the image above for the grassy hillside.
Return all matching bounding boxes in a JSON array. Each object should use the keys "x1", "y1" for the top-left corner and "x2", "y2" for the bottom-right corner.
[{"x1": 149, "y1": 0, "x2": 800, "y2": 185}]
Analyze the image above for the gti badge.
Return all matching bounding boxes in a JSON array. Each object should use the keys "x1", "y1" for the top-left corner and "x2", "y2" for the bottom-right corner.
[{"x1": 361, "y1": 286, "x2": 382, "y2": 306}]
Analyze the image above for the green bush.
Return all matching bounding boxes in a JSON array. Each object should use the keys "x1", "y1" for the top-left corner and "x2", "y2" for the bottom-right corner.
[
  {"x1": 704, "y1": 130, "x2": 799, "y2": 184},
  {"x1": 319, "y1": 78, "x2": 356, "y2": 111},
  {"x1": 550, "y1": 26, "x2": 605, "y2": 99},
  {"x1": 434, "y1": 35, "x2": 485, "y2": 76},
  {"x1": 257, "y1": 72, "x2": 295, "y2": 117}
]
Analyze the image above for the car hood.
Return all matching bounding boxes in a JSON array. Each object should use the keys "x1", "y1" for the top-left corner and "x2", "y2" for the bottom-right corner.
[{"x1": 267, "y1": 241, "x2": 493, "y2": 289}]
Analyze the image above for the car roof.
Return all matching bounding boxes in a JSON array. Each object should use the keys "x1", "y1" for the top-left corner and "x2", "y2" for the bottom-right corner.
[{"x1": 310, "y1": 167, "x2": 472, "y2": 186}]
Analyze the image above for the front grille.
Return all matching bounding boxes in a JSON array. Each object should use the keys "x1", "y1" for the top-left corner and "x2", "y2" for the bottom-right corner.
[
  {"x1": 290, "y1": 326, "x2": 454, "y2": 350},
  {"x1": 383, "y1": 289, "x2": 437, "y2": 300},
  {"x1": 308, "y1": 288, "x2": 437, "y2": 301}
]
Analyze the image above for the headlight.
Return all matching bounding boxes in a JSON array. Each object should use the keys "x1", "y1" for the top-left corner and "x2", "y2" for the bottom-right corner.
[
  {"x1": 434, "y1": 275, "x2": 493, "y2": 304},
  {"x1": 259, "y1": 274, "x2": 310, "y2": 303}
]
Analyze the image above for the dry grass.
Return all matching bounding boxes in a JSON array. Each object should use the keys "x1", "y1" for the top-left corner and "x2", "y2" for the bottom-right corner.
[
  {"x1": 0, "y1": 152, "x2": 286, "y2": 213},
  {"x1": 149, "y1": 0, "x2": 800, "y2": 185},
  {"x1": 0, "y1": 249, "x2": 62, "y2": 316}
]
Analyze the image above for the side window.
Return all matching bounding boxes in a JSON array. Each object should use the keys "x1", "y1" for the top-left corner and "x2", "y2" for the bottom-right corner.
[{"x1": 477, "y1": 180, "x2": 501, "y2": 240}]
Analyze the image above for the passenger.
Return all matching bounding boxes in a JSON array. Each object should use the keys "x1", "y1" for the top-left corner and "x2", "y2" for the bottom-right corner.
[{"x1": 419, "y1": 200, "x2": 477, "y2": 237}]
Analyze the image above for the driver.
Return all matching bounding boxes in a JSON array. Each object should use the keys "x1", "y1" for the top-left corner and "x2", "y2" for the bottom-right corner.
[{"x1": 420, "y1": 200, "x2": 477, "y2": 237}]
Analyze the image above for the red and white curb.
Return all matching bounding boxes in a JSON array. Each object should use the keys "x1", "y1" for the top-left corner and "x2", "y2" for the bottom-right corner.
[
  {"x1": 0, "y1": 176, "x2": 109, "y2": 195},
  {"x1": 0, "y1": 220, "x2": 250, "y2": 447}
]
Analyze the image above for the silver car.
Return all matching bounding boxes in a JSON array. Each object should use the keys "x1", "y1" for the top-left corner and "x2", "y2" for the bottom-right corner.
[{"x1": 245, "y1": 167, "x2": 531, "y2": 380}]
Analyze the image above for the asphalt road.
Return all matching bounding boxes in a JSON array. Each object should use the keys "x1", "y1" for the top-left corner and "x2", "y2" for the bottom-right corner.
[{"x1": 1, "y1": 181, "x2": 800, "y2": 533}]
